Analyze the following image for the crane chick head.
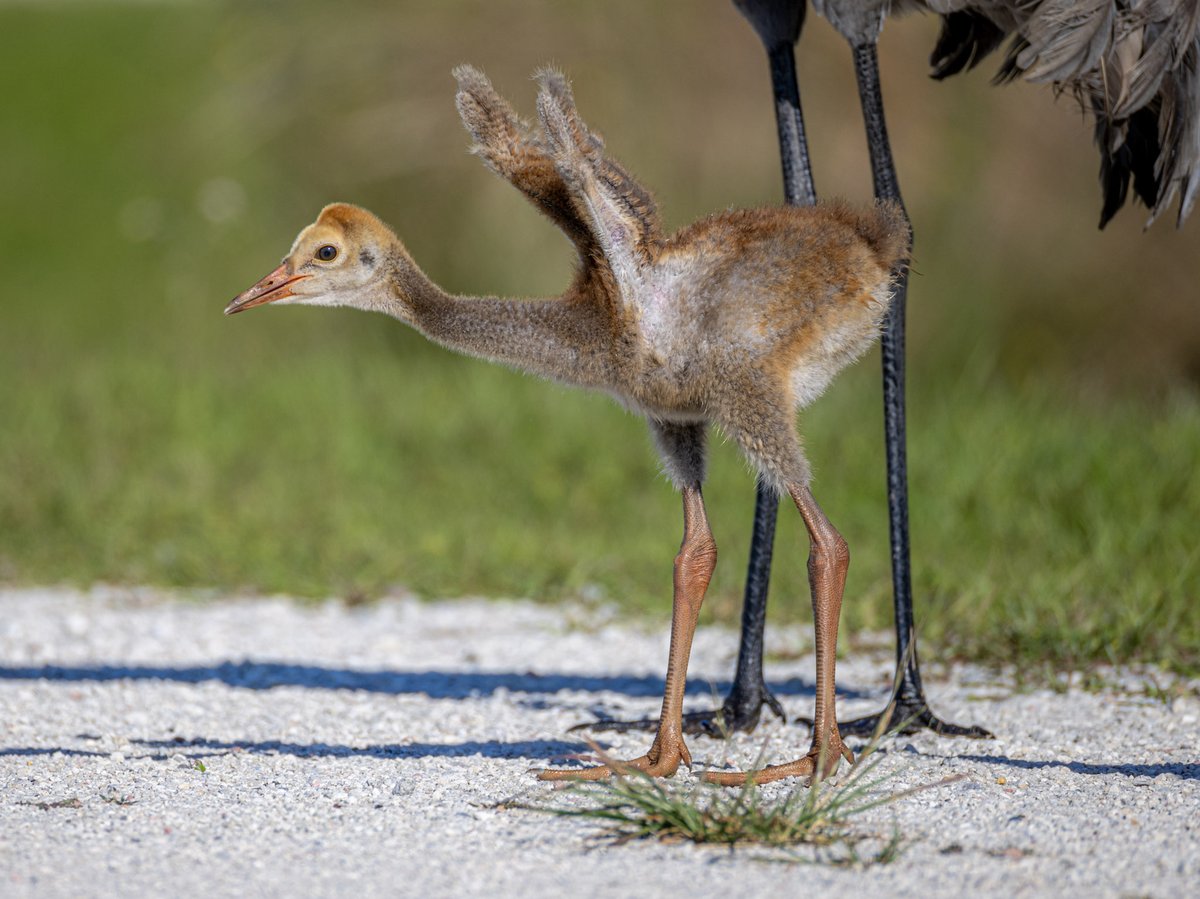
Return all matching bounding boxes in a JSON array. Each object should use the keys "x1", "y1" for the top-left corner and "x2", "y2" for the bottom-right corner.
[{"x1": 226, "y1": 203, "x2": 397, "y2": 315}]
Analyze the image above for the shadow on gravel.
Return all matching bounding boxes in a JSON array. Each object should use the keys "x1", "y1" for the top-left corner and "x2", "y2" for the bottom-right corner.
[
  {"x1": 133, "y1": 735, "x2": 596, "y2": 761},
  {"x1": 0, "y1": 737, "x2": 597, "y2": 763},
  {"x1": 960, "y1": 753, "x2": 1200, "y2": 781},
  {"x1": 0, "y1": 746, "x2": 108, "y2": 759},
  {"x1": 0, "y1": 662, "x2": 867, "y2": 700}
]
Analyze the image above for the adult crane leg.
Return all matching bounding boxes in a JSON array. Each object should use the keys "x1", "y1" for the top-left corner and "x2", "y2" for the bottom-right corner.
[
  {"x1": 833, "y1": 41, "x2": 990, "y2": 739},
  {"x1": 575, "y1": 0, "x2": 814, "y2": 739}
]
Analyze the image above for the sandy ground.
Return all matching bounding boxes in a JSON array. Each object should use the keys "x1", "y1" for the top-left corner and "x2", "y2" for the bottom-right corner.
[{"x1": 0, "y1": 586, "x2": 1197, "y2": 898}]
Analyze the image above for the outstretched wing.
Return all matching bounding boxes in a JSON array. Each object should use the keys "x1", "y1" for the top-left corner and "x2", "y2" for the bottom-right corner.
[
  {"x1": 535, "y1": 67, "x2": 664, "y2": 279},
  {"x1": 453, "y1": 65, "x2": 597, "y2": 255}
]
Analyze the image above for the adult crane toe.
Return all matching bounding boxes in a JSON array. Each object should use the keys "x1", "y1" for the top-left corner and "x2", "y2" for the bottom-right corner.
[
  {"x1": 829, "y1": 700, "x2": 993, "y2": 740},
  {"x1": 571, "y1": 683, "x2": 785, "y2": 738}
]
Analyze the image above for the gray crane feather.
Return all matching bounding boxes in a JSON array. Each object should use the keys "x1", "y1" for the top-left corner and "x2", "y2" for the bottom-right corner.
[{"x1": 816, "y1": 0, "x2": 1200, "y2": 227}]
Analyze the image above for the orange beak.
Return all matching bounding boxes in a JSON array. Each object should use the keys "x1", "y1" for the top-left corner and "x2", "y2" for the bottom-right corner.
[{"x1": 225, "y1": 264, "x2": 310, "y2": 315}]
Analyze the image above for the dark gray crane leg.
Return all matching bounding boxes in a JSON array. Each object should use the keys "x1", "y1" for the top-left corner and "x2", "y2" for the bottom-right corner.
[
  {"x1": 711, "y1": 0, "x2": 819, "y2": 735},
  {"x1": 832, "y1": 43, "x2": 990, "y2": 738}
]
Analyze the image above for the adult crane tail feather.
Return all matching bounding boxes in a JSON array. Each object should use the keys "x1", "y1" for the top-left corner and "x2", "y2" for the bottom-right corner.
[
  {"x1": 970, "y1": 0, "x2": 1199, "y2": 229},
  {"x1": 929, "y1": 10, "x2": 1008, "y2": 80}
]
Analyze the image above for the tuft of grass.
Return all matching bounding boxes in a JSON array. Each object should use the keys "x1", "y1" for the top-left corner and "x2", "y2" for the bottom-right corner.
[
  {"x1": 541, "y1": 740, "x2": 951, "y2": 863},
  {"x1": 541, "y1": 683, "x2": 955, "y2": 863},
  {"x1": 551, "y1": 770, "x2": 884, "y2": 850}
]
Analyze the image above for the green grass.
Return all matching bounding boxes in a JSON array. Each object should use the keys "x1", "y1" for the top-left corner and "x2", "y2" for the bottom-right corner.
[
  {"x1": 1, "y1": 3, "x2": 1197, "y2": 677},
  {"x1": 538, "y1": 734, "x2": 936, "y2": 862},
  {"x1": 3, "y1": 339, "x2": 1197, "y2": 673},
  {"x1": 546, "y1": 765, "x2": 903, "y2": 859}
]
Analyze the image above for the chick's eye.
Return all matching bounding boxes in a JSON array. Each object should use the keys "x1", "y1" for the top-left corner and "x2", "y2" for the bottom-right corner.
[{"x1": 316, "y1": 245, "x2": 338, "y2": 262}]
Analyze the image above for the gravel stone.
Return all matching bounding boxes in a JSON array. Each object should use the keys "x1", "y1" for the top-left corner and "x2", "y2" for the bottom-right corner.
[{"x1": 1, "y1": 586, "x2": 1197, "y2": 897}]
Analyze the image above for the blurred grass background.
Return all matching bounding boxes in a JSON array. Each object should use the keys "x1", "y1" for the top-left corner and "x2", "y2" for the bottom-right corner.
[{"x1": 0, "y1": 1, "x2": 1197, "y2": 673}]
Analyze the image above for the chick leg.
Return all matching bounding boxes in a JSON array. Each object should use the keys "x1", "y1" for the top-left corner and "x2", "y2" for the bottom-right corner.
[
  {"x1": 706, "y1": 484, "x2": 853, "y2": 786},
  {"x1": 540, "y1": 485, "x2": 715, "y2": 780},
  {"x1": 572, "y1": 491, "x2": 783, "y2": 739}
]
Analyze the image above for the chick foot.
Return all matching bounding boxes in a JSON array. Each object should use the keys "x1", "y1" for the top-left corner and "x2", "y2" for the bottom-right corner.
[
  {"x1": 703, "y1": 730, "x2": 854, "y2": 787},
  {"x1": 538, "y1": 733, "x2": 692, "y2": 781}
]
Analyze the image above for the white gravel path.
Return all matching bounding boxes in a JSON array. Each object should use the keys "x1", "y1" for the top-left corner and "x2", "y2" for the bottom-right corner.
[{"x1": 1, "y1": 586, "x2": 1197, "y2": 898}]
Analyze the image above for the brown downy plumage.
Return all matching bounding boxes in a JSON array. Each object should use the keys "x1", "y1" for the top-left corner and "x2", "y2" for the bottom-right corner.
[{"x1": 227, "y1": 66, "x2": 909, "y2": 785}]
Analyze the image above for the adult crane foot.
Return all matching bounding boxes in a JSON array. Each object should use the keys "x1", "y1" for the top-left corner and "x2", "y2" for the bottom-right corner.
[
  {"x1": 537, "y1": 736, "x2": 692, "y2": 781},
  {"x1": 570, "y1": 686, "x2": 786, "y2": 738},
  {"x1": 703, "y1": 734, "x2": 854, "y2": 787},
  {"x1": 800, "y1": 698, "x2": 993, "y2": 740}
]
